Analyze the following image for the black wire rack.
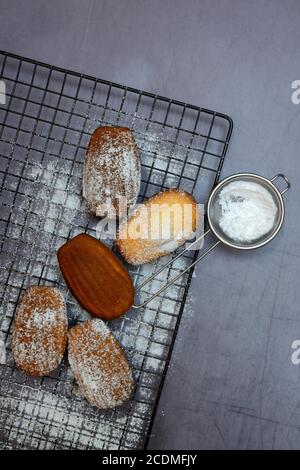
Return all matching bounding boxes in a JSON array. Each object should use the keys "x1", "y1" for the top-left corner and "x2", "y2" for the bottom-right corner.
[{"x1": 0, "y1": 50, "x2": 233, "y2": 449}]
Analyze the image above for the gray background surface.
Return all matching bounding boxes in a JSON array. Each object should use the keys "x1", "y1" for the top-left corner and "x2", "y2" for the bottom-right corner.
[{"x1": 1, "y1": 0, "x2": 300, "y2": 450}]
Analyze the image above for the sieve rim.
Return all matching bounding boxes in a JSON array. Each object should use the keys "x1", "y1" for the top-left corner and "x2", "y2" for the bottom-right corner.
[{"x1": 207, "y1": 173, "x2": 285, "y2": 250}]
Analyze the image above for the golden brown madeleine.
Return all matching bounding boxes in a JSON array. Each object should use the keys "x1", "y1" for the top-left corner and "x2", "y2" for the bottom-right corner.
[
  {"x1": 82, "y1": 126, "x2": 141, "y2": 217},
  {"x1": 12, "y1": 286, "x2": 68, "y2": 376},
  {"x1": 57, "y1": 233, "x2": 134, "y2": 319},
  {"x1": 68, "y1": 319, "x2": 133, "y2": 409},
  {"x1": 116, "y1": 189, "x2": 198, "y2": 265}
]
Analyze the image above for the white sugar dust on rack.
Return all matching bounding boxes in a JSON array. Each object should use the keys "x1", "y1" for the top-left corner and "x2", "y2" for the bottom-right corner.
[
  {"x1": 218, "y1": 181, "x2": 278, "y2": 243},
  {"x1": 0, "y1": 338, "x2": 6, "y2": 365}
]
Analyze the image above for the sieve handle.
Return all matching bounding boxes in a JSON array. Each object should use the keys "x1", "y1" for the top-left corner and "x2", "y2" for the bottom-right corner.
[
  {"x1": 270, "y1": 174, "x2": 291, "y2": 195},
  {"x1": 132, "y1": 229, "x2": 220, "y2": 309}
]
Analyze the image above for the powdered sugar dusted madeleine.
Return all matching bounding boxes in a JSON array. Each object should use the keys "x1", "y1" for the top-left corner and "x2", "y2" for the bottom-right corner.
[
  {"x1": 83, "y1": 126, "x2": 141, "y2": 217},
  {"x1": 12, "y1": 286, "x2": 68, "y2": 376},
  {"x1": 68, "y1": 319, "x2": 133, "y2": 409},
  {"x1": 116, "y1": 189, "x2": 198, "y2": 265}
]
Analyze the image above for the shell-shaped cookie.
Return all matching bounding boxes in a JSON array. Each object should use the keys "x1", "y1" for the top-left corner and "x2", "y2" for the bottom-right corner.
[
  {"x1": 57, "y1": 233, "x2": 134, "y2": 320},
  {"x1": 83, "y1": 126, "x2": 141, "y2": 217},
  {"x1": 116, "y1": 189, "x2": 198, "y2": 265},
  {"x1": 12, "y1": 286, "x2": 68, "y2": 376},
  {"x1": 68, "y1": 319, "x2": 133, "y2": 409}
]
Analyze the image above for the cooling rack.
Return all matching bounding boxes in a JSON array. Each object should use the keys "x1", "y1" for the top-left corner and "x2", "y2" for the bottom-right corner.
[{"x1": 0, "y1": 50, "x2": 233, "y2": 449}]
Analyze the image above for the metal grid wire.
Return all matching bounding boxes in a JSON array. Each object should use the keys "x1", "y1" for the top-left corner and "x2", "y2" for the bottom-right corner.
[{"x1": 0, "y1": 51, "x2": 232, "y2": 449}]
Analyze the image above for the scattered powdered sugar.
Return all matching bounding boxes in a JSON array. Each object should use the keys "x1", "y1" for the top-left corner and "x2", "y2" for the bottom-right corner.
[
  {"x1": 1, "y1": 120, "x2": 201, "y2": 448},
  {"x1": 0, "y1": 385, "x2": 147, "y2": 449},
  {"x1": 218, "y1": 180, "x2": 278, "y2": 243},
  {"x1": 90, "y1": 317, "x2": 110, "y2": 338},
  {"x1": 0, "y1": 338, "x2": 6, "y2": 365},
  {"x1": 31, "y1": 308, "x2": 57, "y2": 326}
]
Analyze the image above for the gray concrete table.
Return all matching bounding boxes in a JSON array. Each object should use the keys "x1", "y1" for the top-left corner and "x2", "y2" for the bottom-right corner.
[{"x1": 1, "y1": 0, "x2": 300, "y2": 449}]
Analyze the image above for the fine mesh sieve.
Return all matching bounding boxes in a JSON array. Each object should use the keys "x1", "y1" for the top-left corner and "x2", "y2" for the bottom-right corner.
[
  {"x1": 207, "y1": 173, "x2": 289, "y2": 250},
  {"x1": 134, "y1": 173, "x2": 290, "y2": 308}
]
